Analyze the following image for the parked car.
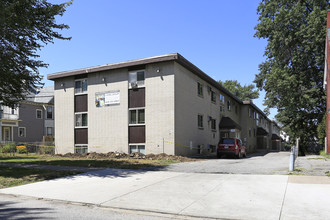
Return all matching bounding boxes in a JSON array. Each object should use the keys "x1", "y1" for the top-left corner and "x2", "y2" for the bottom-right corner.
[{"x1": 217, "y1": 138, "x2": 246, "y2": 159}]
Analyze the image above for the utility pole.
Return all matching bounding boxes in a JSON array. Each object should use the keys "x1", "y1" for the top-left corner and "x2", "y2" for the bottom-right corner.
[{"x1": 326, "y1": 10, "x2": 330, "y2": 154}]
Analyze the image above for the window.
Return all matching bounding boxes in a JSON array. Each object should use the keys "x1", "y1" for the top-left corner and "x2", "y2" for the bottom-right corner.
[
  {"x1": 211, "y1": 118, "x2": 216, "y2": 131},
  {"x1": 227, "y1": 100, "x2": 231, "y2": 111},
  {"x1": 129, "y1": 145, "x2": 145, "y2": 154},
  {"x1": 75, "y1": 79, "x2": 88, "y2": 94},
  {"x1": 248, "y1": 108, "x2": 251, "y2": 117},
  {"x1": 75, "y1": 145, "x2": 88, "y2": 154},
  {"x1": 197, "y1": 82, "x2": 203, "y2": 97},
  {"x1": 36, "y1": 109, "x2": 42, "y2": 119},
  {"x1": 129, "y1": 109, "x2": 145, "y2": 124},
  {"x1": 253, "y1": 128, "x2": 256, "y2": 137},
  {"x1": 254, "y1": 111, "x2": 256, "y2": 119},
  {"x1": 220, "y1": 94, "x2": 225, "y2": 104},
  {"x1": 249, "y1": 128, "x2": 251, "y2": 137},
  {"x1": 211, "y1": 91, "x2": 216, "y2": 103},
  {"x1": 129, "y1": 70, "x2": 145, "y2": 88},
  {"x1": 46, "y1": 106, "x2": 53, "y2": 119},
  {"x1": 47, "y1": 127, "x2": 53, "y2": 136},
  {"x1": 75, "y1": 113, "x2": 88, "y2": 127},
  {"x1": 198, "y1": 114, "x2": 203, "y2": 128},
  {"x1": 220, "y1": 106, "x2": 225, "y2": 114},
  {"x1": 18, "y1": 127, "x2": 26, "y2": 137}
]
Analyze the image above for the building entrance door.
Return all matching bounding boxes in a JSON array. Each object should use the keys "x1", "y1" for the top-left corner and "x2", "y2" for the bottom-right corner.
[{"x1": 3, "y1": 127, "x2": 11, "y2": 141}]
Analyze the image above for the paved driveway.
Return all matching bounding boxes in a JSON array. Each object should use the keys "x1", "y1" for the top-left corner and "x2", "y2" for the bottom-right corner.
[{"x1": 155, "y1": 151, "x2": 291, "y2": 175}]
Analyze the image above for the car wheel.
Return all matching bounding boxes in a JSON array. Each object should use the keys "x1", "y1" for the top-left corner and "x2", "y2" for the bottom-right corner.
[
  {"x1": 217, "y1": 152, "x2": 222, "y2": 159},
  {"x1": 236, "y1": 151, "x2": 241, "y2": 159}
]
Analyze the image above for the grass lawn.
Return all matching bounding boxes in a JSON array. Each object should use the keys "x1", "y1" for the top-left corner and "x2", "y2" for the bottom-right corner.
[
  {"x1": 0, "y1": 153, "x2": 180, "y2": 169},
  {"x1": 0, "y1": 166, "x2": 81, "y2": 189}
]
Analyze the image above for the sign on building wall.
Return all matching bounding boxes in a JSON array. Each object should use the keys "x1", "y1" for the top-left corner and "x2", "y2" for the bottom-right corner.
[{"x1": 95, "y1": 90, "x2": 120, "y2": 107}]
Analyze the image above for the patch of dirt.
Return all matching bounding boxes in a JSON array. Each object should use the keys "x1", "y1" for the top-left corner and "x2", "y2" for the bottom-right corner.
[{"x1": 56, "y1": 152, "x2": 197, "y2": 162}]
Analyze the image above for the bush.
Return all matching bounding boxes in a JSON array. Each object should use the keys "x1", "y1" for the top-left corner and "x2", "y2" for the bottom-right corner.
[
  {"x1": 2, "y1": 143, "x2": 17, "y2": 154},
  {"x1": 16, "y1": 145, "x2": 28, "y2": 154},
  {"x1": 44, "y1": 146, "x2": 54, "y2": 154}
]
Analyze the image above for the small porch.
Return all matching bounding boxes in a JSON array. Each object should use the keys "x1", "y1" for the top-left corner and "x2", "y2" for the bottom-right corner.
[
  {"x1": 219, "y1": 117, "x2": 241, "y2": 139},
  {"x1": 0, "y1": 120, "x2": 19, "y2": 145}
]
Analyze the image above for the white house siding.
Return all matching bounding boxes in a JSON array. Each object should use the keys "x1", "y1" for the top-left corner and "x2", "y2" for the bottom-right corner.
[
  {"x1": 174, "y1": 62, "x2": 220, "y2": 156},
  {"x1": 54, "y1": 77, "x2": 75, "y2": 154}
]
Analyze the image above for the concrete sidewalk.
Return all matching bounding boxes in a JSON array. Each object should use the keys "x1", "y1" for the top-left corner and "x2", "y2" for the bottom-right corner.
[{"x1": 1, "y1": 169, "x2": 330, "y2": 220}]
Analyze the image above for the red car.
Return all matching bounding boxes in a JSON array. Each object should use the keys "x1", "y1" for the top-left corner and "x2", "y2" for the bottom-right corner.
[{"x1": 217, "y1": 138, "x2": 247, "y2": 159}]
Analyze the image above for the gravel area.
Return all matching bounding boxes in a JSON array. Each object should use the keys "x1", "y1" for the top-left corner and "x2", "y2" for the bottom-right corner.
[{"x1": 295, "y1": 155, "x2": 330, "y2": 176}]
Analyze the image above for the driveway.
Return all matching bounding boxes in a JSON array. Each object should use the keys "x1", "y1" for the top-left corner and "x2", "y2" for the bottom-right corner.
[{"x1": 154, "y1": 151, "x2": 291, "y2": 175}]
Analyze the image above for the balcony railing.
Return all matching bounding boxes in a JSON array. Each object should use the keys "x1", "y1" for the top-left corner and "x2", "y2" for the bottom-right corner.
[{"x1": 0, "y1": 112, "x2": 19, "y2": 120}]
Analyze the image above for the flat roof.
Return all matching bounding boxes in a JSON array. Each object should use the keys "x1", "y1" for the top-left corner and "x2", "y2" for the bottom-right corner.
[{"x1": 47, "y1": 53, "x2": 242, "y2": 103}]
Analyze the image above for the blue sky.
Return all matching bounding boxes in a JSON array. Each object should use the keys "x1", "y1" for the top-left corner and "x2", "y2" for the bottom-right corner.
[{"x1": 40, "y1": 0, "x2": 276, "y2": 119}]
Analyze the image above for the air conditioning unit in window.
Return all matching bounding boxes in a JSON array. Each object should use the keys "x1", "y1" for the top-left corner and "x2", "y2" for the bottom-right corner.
[{"x1": 130, "y1": 82, "x2": 138, "y2": 88}]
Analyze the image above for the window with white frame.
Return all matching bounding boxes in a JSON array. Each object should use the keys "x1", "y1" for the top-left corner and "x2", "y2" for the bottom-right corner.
[
  {"x1": 46, "y1": 106, "x2": 53, "y2": 119},
  {"x1": 129, "y1": 145, "x2": 145, "y2": 154},
  {"x1": 74, "y1": 145, "x2": 88, "y2": 154},
  {"x1": 36, "y1": 109, "x2": 42, "y2": 119},
  {"x1": 198, "y1": 114, "x2": 203, "y2": 129},
  {"x1": 47, "y1": 127, "x2": 53, "y2": 136},
  {"x1": 11, "y1": 106, "x2": 18, "y2": 115},
  {"x1": 18, "y1": 127, "x2": 26, "y2": 137},
  {"x1": 197, "y1": 82, "x2": 203, "y2": 97},
  {"x1": 75, "y1": 79, "x2": 88, "y2": 94},
  {"x1": 75, "y1": 113, "x2": 88, "y2": 127},
  {"x1": 129, "y1": 70, "x2": 145, "y2": 88},
  {"x1": 129, "y1": 109, "x2": 145, "y2": 125}
]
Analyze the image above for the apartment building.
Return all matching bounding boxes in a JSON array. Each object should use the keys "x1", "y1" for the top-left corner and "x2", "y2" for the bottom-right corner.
[
  {"x1": 0, "y1": 87, "x2": 54, "y2": 144},
  {"x1": 48, "y1": 53, "x2": 281, "y2": 156}
]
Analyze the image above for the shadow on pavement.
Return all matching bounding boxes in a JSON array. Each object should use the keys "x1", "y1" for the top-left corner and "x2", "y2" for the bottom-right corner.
[{"x1": 0, "y1": 201, "x2": 53, "y2": 220}]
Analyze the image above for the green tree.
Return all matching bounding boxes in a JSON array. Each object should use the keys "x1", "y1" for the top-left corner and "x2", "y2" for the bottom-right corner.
[
  {"x1": 317, "y1": 113, "x2": 326, "y2": 146},
  {"x1": 0, "y1": 0, "x2": 72, "y2": 107},
  {"x1": 254, "y1": 0, "x2": 329, "y2": 153},
  {"x1": 218, "y1": 80, "x2": 259, "y2": 101}
]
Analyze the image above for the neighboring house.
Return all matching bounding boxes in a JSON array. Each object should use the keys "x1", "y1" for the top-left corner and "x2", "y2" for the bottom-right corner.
[
  {"x1": 48, "y1": 53, "x2": 280, "y2": 156},
  {"x1": 0, "y1": 87, "x2": 54, "y2": 145}
]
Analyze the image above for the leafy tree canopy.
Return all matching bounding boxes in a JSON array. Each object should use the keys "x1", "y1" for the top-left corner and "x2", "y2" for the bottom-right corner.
[
  {"x1": 0, "y1": 0, "x2": 72, "y2": 107},
  {"x1": 254, "y1": 0, "x2": 329, "y2": 150},
  {"x1": 218, "y1": 80, "x2": 259, "y2": 101}
]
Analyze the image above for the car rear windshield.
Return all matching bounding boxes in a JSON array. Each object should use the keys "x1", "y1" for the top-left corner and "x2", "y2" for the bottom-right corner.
[{"x1": 220, "y1": 138, "x2": 235, "y2": 144}]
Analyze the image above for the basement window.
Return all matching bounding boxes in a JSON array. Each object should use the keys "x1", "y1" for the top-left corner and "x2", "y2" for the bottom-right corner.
[
  {"x1": 129, "y1": 145, "x2": 145, "y2": 154},
  {"x1": 74, "y1": 145, "x2": 88, "y2": 154}
]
